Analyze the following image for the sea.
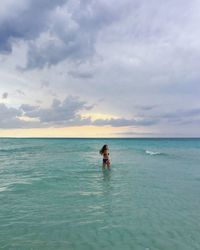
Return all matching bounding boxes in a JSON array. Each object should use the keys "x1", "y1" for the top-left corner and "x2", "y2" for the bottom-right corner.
[{"x1": 0, "y1": 138, "x2": 200, "y2": 250}]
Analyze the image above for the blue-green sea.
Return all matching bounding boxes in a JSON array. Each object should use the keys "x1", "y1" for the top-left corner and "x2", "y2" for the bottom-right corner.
[{"x1": 0, "y1": 138, "x2": 200, "y2": 250}]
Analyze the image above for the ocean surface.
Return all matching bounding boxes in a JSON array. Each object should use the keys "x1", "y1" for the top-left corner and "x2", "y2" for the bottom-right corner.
[{"x1": 0, "y1": 138, "x2": 200, "y2": 250}]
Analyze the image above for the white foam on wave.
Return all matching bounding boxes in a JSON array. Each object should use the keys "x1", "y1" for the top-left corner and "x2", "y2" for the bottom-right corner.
[
  {"x1": 80, "y1": 191, "x2": 102, "y2": 196},
  {"x1": 0, "y1": 186, "x2": 8, "y2": 192},
  {"x1": 145, "y1": 150, "x2": 161, "y2": 156}
]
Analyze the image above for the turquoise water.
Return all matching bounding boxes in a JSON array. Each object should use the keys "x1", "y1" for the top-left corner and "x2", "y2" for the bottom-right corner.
[{"x1": 0, "y1": 138, "x2": 200, "y2": 250}]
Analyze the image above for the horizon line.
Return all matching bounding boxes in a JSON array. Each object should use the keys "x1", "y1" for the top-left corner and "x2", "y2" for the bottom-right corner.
[{"x1": 0, "y1": 137, "x2": 200, "y2": 139}]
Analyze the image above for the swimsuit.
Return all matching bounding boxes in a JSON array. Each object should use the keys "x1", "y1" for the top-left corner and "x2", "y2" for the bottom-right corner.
[
  {"x1": 103, "y1": 158, "x2": 109, "y2": 164},
  {"x1": 103, "y1": 152, "x2": 109, "y2": 164}
]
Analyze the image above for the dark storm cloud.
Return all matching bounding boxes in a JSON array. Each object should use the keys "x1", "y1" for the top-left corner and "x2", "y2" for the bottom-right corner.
[
  {"x1": 0, "y1": 0, "x2": 66, "y2": 53},
  {"x1": 0, "y1": 0, "x2": 121, "y2": 68},
  {"x1": 25, "y1": 0, "x2": 122, "y2": 69}
]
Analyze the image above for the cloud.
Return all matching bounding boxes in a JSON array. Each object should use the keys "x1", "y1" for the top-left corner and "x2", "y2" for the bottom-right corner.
[
  {"x1": 0, "y1": 95, "x2": 158, "y2": 129},
  {"x1": 93, "y1": 117, "x2": 158, "y2": 127},
  {"x1": 0, "y1": 96, "x2": 90, "y2": 128},
  {"x1": 161, "y1": 109, "x2": 200, "y2": 125},
  {"x1": 1, "y1": 95, "x2": 200, "y2": 130},
  {"x1": 1, "y1": 0, "x2": 200, "y2": 136},
  {"x1": 41, "y1": 80, "x2": 50, "y2": 88},
  {"x1": 0, "y1": 0, "x2": 66, "y2": 53},
  {"x1": 25, "y1": 0, "x2": 123, "y2": 69},
  {"x1": 1, "y1": 0, "x2": 200, "y2": 74},
  {"x1": 2, "y1": 92, "x2": 8, "y2": 99},
  {"x1": 68, "y1": 70, "x2": 93, "y2": 79},
  {"x1": 135, "y1": 105, "x2": 157, "y2": 111},
  {"x1": 0, "y1": 103, "x2": 29, "y2": 129},
  {"x1": 16, "y1": 89, "x2": 25, "y2": 95},
  {"x1": 20, "y1": 104, "x2": 39, "y2": 112},
  {"x1": 23, "y1": 96, "x2": 91, "y2": 123},
  {"x1": 135, "y1": 107, "x2": 200, "y2": 125},
  {"x1": 0, "y1": 0, "x2": 123, "y2": 68},
  {"x1": 0, "y1": 101, "x2": 158, "y2": 129}
]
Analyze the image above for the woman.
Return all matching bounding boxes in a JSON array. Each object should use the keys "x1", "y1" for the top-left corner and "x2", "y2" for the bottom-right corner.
[{"x1": 99, "y1": 144, "x2": 111, "y2": 168}]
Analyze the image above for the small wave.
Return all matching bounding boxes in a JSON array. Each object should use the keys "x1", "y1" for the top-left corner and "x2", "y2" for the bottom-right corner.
[
  {"x1": 0, "y1": 186, "x2": 9, "y2": 192},
  {"x1": 1, "y1": 179, "x2": 35, "y2": 192},
  {"x1": 0, "y1": 146, "x2": 43, "y2": 153},
  {"x1": 145, "y1": 150, "x2": 161, "y2": 156},
  {"x1": 79, "y1": 191, "x2": 102, "y2": 196}
]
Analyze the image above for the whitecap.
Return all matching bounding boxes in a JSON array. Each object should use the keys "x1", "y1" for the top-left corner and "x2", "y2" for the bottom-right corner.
[
  {"x1": 145, "y1": 150, "x2": 161, "y2": 156},
  {"x1": 79, "y1": 191, "x2": 102, "y2": 196},
  {"x1": 0, "y1": 186, "x2": 8, "y2": 192}
]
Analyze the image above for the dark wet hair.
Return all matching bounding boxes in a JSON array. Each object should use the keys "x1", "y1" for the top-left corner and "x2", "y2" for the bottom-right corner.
[{"x1": 99, "y1": 144, "x2": 108, "y2": 155}]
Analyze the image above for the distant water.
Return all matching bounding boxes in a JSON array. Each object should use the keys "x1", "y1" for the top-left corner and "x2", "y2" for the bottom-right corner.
[{"x1": 0, "y1": 138, "x2": 200, "y2": 250}]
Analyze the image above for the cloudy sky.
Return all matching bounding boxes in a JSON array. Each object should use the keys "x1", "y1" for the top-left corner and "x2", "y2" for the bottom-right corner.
[{"x1": 0, "y1": 0, "x2": 200, "y2": 137}]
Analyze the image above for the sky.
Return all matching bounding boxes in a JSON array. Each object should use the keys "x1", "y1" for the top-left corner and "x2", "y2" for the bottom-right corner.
[{"x1": 0, "y1": 0, "x2": 200, "y2": 137}]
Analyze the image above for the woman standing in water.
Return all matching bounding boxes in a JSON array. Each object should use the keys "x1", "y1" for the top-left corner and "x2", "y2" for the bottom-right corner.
[{"x1": 100, "y1": 144, "x2": 111, "y2": 169}]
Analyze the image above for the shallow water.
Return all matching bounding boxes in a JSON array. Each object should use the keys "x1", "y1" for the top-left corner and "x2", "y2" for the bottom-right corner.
[{"x1": 0, "y1": 138, "x2": 200, "y2": 250}]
